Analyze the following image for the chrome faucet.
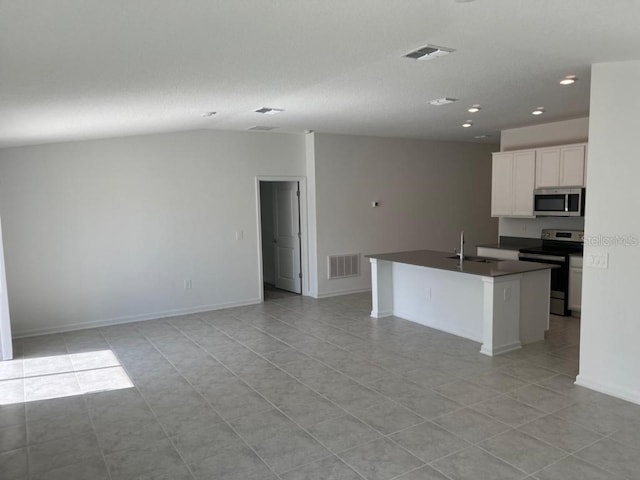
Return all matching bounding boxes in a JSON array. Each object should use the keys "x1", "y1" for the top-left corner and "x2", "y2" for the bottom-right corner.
[{"x1": 454, "y1": 230, "x2": 465, "y2": 263}]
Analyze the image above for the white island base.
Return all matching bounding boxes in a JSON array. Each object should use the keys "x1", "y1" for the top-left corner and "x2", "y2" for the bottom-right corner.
[{"x1": 370, "y1": 258, "x2": 551, "y2": 356}]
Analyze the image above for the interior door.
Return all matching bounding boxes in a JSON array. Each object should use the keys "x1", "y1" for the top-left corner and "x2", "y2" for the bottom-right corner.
[{"x1": 273, "y1": 182, "x2": 302, "y2": 294}]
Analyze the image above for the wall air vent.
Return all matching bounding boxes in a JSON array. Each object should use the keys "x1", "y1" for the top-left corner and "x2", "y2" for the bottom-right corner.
[
  {"x1": 328, "y1": 254, "x2": 360, "y2": 280},
  {"x1": 404, "y1": 44, "x2": 455, "y2": 61},
  {"x1": 248, "y1": 126, "x2": 278, "y2": 131}
]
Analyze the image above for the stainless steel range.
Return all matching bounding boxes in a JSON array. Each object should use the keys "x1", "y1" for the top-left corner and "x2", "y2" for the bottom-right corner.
[{"x1": 519, "y1": 229, "x2": 584, "y2": 316}]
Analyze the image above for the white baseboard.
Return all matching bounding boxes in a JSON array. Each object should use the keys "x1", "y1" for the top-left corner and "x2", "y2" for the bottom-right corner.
[
  {"x1": 480, "y1": 341, "x2": 522, "y2": 357},
  {"x1": 370, "y1": 309, "x2": 393, "y2": 318},
  {"x1": 13, "y1": 298, "x2": 262, "y2": 338},
  {"x1": 575, "y1": 374, "x2": 640, "y2": 406},
  {"x1": 313, "y1": 288, "x2": 372, "y2": 299}
]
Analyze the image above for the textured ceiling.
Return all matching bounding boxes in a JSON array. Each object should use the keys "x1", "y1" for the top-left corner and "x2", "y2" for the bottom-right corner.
[{"x1": 1, "y1": 0, "x2": 640, "y2": 148}]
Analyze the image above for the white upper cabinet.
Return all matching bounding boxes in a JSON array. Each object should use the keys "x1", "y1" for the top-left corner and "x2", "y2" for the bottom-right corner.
[
  {"x1": 491, "y1": 153, "x2": 514, "y2": 217},
  {"x1": 535, "y1": 144, "x2": 586, "y2": 188},
  {"x1": 491, "y1": 142, "x2": 587, "y2": 217},
  {"x1": 535, "y1": 148, "x2": 561, "y2": 188},
  {"x1": 491, "y1": 150, "x2": 535, "y2": 217},
  {"x1": 560, "y1": 145, "x2": 586, "y2": 186},
  {"x1": 512, "y1": 151, "x2": 536, "y2": 215}
]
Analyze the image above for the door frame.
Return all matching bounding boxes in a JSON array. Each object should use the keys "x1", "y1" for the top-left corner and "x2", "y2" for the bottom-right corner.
[
  {"x1": 0, "y1": 217, "x2": 13, "y2": 360},
  {"x1": 255, "y1": 176, "x2": 309, "y2": 300}
]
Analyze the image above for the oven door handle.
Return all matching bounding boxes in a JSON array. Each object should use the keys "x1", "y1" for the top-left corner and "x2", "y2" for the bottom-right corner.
[{"x1": 519, "y1": 253, "x2": 566, "y2": 262}]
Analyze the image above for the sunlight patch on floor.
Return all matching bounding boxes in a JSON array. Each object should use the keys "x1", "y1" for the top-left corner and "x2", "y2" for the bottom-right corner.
[{"x1": 0, "y1": 349, "x2": 134, "y2": 405}]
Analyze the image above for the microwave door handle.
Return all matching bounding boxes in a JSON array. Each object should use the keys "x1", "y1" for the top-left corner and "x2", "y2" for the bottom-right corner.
[{"x1": 565, "y1": 194, "x2": 569, "y2": 212}]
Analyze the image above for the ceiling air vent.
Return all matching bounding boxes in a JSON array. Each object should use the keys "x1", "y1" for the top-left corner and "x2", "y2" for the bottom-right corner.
[
  {"x1": 428, "y1": 97, "x2": 458, "y2": 106},
  {"x1": 328, "y1": 254, "x2": 360, "y2": 280},
  {"x1": 248, "y1": 126, "x2": 278, "y2": 131},
  {"x1": 255, "y1": 107, "x2": 284, "y2": 114},
  {"x1": 404, "y1": 44, "x2": 455, "y2": 61}
]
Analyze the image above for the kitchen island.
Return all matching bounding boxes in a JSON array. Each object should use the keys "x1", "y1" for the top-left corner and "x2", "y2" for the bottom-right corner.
[{"x1": 366, "y1": 250, "x2": 556, "y2": 356}]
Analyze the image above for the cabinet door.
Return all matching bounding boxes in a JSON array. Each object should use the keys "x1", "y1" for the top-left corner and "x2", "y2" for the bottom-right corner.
[
  {"x1": 569, "y1": 267, "x2": 583, "y2": 312},
  {"x1": 536, "y1": 148, "x2": 561, "y2": 187},
  {"x1": 512, "y1": 151, "x2": 536, "y2": 216},
  {"x1": 491, "y1": 153, "x2": 514, "y2": 217},
  {"x1": 560, "y1": 145, "x2": 586, "y2": 187}
]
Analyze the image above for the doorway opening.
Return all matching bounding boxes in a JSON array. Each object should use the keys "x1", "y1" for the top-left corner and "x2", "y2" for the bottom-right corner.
[{"x1": 259, "y1": 181, "x2": 303, "y2": 300}]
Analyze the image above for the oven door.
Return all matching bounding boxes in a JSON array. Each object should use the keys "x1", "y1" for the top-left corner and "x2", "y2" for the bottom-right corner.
[{"x1": 518, "y1": 253, "x2": 569, "y2": 315}]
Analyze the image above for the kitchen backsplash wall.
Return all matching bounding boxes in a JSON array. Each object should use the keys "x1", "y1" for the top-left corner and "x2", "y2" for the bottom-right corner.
[{"x1": 499, "y1": 216, "x2": 585, "y2": 238}]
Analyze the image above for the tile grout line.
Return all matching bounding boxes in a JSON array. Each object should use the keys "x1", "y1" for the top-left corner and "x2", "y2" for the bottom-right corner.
[
  {"x1": 9, "y1": 294, "x2": 636, "y2": 480},
  {"x1": 189, "y1": 302, "x2": 601, "y2": 478},
  {"x1": 70, "y1": 332, "x2": 116, "y2": 480},
  {"x1": 137, "y1": 321, "x2": 340, "y2": 480},
  {"x1": 169, "y1": 310, "x2": 442, "y2": 478},
  {"x1": 99, "y1": 332, "x2": 204, "y2": 480},
  {"x1": 187, "y1": 308, "x2": 527, "y2": 478}
]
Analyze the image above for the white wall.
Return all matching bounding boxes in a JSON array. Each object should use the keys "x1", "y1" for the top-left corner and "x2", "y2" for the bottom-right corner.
[
  {"x1": 0, "y1": 130, "x2": 306, "y2": 336},
  {"x1": 305, "y1": 134, "x2": 320, "y2": 296},
  {"x1": 259, "y1": 182, "x2": 276, "y2": 285},
  {"x1": 311, "y1": 133, "x2": 499, "y2": 297},
  {"x1": 501, "y1": 117, "x2": 589, "y2": 151},
  {"x1": 499, "y1": 117, "x2": 589, "y2": 238},
  {"x1": 577, "y1": 60, "x2": 640, "y2": 404}
]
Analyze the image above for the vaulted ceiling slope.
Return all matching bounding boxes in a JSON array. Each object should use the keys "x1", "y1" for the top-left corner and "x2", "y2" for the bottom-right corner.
[{"x1": 1, "y1": 0, "x2": 639, "y2": 148}]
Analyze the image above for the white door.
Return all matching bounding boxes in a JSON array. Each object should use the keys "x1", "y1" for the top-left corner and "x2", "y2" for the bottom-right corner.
[
  {"x1": 0, "y1": 218, "x2": 13, "y2": 360},
  {"x1": 273, "y1": 182, "x2": 302, "y2": 294}
]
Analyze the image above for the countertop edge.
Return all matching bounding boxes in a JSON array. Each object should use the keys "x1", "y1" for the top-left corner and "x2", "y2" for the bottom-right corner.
[{"x1": 366, "y1": 249, "x2": 558, "y2": 278}]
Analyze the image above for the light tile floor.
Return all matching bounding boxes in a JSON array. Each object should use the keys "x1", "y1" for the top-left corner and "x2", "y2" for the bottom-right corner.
[{"x1": 1, "y1": 291, "x2": 640, "y2": 479}]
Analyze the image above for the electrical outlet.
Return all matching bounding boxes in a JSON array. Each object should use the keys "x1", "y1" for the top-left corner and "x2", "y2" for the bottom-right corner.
[
  {"x1": 184, "y1": 279, "x2": 192, "y2": 290},
  {"x1": 504, "y1": 286, "x2": 511, "y2": 301},
  {"x1": 425, "y1": 287, "x2": 431, "y2": 300},
  {"x1": 235, "y1": 231, "x2": 243, "y2": 240}
]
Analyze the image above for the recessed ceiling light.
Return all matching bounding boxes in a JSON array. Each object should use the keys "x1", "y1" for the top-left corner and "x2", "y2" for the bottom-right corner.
[
  {"x1": 404, "y1": 44, "x2": 455, "y2": 61},
  {"x1": 468, "y1": 105, "x2": 481, "y2": 113},
  {"x1": 462, "y1": 121, "x2": 473, "y2": 128},
  {"x1": 532, "y1": 107, "x2": 545, "y2": 115},
  {"x1": 559, "y1": 75, "x2": 577, "y2": 85},
  {"x1": 428, "y1": 97, "x2": 458, "y2": 106},
  {"x1": 201, "y1": 111, "x2": 217, "y2": 117},
  {"x1": 255, "y1": 107, "x2": 284, "y2": 115}
]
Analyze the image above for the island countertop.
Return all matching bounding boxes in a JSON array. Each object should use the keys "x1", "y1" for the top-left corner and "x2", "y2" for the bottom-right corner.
[{"x1": 366, "y1": 249, "x2": 558, "y2": 277}]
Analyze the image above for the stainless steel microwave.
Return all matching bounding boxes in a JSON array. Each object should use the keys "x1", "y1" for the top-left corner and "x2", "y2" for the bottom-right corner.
[{"x1": 534, "y1": 188, "x2": 585, "y2": 217}]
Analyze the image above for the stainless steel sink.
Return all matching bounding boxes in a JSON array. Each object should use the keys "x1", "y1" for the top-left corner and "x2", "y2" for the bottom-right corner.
[{"x1": 447, "y1": 255, "x2": 497, "y2": 263}]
